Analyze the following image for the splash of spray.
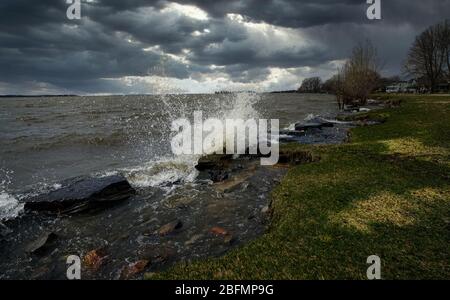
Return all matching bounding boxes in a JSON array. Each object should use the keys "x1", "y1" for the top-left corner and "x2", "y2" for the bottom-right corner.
[{"x1": 0, "y1": 169, "x2": 23, "y2": 221}]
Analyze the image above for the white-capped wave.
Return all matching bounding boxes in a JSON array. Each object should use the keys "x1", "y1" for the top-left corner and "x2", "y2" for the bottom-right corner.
[
  {"x1": 0, "y1": 192, "x2": 23, "y2": 221},
  {"x1": 122, "y1": 156, "x2": 199, "y2": 189},
  {"x1": 0, "y1": 169, "x2": 24, "y2": 221}
]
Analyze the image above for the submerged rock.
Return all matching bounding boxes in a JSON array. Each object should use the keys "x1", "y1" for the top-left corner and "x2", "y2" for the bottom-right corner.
[
  {"x1": 163, "y1": 195, "x2": 194, "y2": 209},
  {"x1": 223, "y1": 234, "x2": 235, "y2": 245},
  {"x1": 261, "y1": 206, "x2": 270, "y2": 214},
  {"x1": 157, "y1": 220, "x2": 183, "y2": 236},
  {"x1": 119, "y1": 260, "x2": 149, "y2": 280},
  {"x1": 185, "y1": 234, "x2": 204, "y2": 246},
  {"x1": 25, "y1": 232, "x2": 58, "y2": 255},
  {"x1": 141, "y1": 246, "x2": 176, "y2": 263},
  {"x1": 24, "y1": 175, "x2": 135, "y2": 215},
  {"x1": 83, "y1": 248, "x2": 108, "y2": 271},
  {"x1": 210, "y1": 226, "x2": 228, "y2": 236}
]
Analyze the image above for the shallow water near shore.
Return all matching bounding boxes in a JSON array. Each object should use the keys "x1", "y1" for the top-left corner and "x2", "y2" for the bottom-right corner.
[{"x1": 0, "y1": 93, "x2": 339, "y2": 279}]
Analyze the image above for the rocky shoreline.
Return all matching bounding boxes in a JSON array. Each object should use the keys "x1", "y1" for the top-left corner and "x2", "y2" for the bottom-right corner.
[{"x1": 0, "y1": 100, "x2": 390, "y2": 280}]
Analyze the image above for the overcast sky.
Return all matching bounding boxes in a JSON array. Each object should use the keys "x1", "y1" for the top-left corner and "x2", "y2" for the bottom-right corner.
[{"x1": 1, "y1": 0, "x2": 449, "y2": 95}]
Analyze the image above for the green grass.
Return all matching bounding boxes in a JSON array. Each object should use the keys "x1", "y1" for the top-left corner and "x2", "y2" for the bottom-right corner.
[{"x1": 152, "y1": 95, "x2": 450, "y2": 280}]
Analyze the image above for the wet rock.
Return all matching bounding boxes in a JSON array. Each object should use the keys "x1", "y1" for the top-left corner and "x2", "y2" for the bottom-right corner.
[
  {"x1": 163, "y1": 195, "x2": 194, "y2": 209},
  {"x1": 195, "y1": 154, "x2": 232, "y2": 171},
  {"x1": 210, "y1": 226, "x2": 228, "y2": 236},
  {"x1": 157, "y1": 220, "x2": 183, "y2": 236},
  {"x1": 0, "y1": 222, "x2": 12, "y2": 237},
  {"x1": 294, "y1": 122, "x2": 325, "y2": 131},
  {"x1": 83, "y1": 248, "x2": 108, "y2": 271},
  {"x1": 214, "y1": 167, "x2": 256, "y2": 193},
  {"x1": 141, "y1": 246, "x2": 176, "y2": 263},
  {"x1": 279, "y1": 130, "x2": 305, "y2": 137},
  {"x1": 185, "y1": 234, "x2": 204, "y2": 246},
  {"x1": 25, "y1": 232, "x2": 58, "y2": 255},
  {"x1": 206, "y1": 201, "x2": 234, "y2": 215},
  {"x1": 278, "y1": 135, "x2": 296, "y2": 143},
  {"x1": 24, "y1": 175, "x2": 135, "y2": 215},
  {"x1": 120, "y1": 260, "x2": 149, "y2": 280},
  {"x1": 196, "y1": 169, "x2": 229, "y2": 183},
  {"x1": 195, "y1": 154, "x2": 233, "y2": 183},
  {"x1": 209, "y1": 170, "x2": 229, "y2": 182},
  {"x1": 223, "y1": 234, "x2": 235, "y2": 245},
  {"x1": 294, "y1": 116, "x2": 335, "y2": 132},
  {"x1": 306, "y1": 117, "x2": 335, "y2": 128}
]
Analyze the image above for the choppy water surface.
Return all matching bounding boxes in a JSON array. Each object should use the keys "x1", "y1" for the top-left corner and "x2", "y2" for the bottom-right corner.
[
  {"x1": 0, "y1": 93, "x2": 337, "y2": 279},
  {"x1": 0, "y1": 93, "x2": 337, "y2": 217}
]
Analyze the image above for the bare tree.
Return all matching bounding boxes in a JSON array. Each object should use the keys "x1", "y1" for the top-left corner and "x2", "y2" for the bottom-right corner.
[
  {"x1": 405, "y1": 21, "x2": 448, "y2": 92},
  {"x1": 341, "y1": 40, "x2": 381, "y2": 105},
  {"x1": 324, "y1": 41, "x2": 380, "y2": 109},
  {"x1": 441, "y1": 20, "x2": 450, "y2": 80},
  {"x1": 323, "y1": 72, "x2": 345, "y2": 110}
]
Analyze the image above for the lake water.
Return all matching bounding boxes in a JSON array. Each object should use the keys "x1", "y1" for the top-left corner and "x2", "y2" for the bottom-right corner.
[{"x1": 0, "y1": 93, "x2": 337, "y2": 221}]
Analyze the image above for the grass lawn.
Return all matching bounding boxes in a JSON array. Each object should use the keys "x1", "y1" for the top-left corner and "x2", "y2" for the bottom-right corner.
[{"x1": 152, "y1": 94, "x2": 450, "y2": 280}]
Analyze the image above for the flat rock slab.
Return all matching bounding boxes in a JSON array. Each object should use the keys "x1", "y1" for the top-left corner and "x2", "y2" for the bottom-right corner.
[
  {"x1": 25, "y1": 232, "x2": 58, "y2": 255},
  {"x1": 24, "y1": 175, "x2": 135, "y2": 215},
  {"x1": 279, "y1": 130, "x2": 305, "y2": 137},
  {"x1": 295, "y1": 119, "x2": 334, "y2": 131}
]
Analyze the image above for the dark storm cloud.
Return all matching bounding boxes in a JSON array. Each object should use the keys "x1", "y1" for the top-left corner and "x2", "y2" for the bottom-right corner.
[
  {"x1": 176, "y1": 0, "x2": 450, "y2": 28},
  {"x1": 0, "y1": 0, "x2": 449, "y2": 94},
  {"x1": 175, "y1": 0, "x2": 367, "y2": 27}
]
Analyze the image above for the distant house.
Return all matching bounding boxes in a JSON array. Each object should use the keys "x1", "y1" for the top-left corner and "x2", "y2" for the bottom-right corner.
[{"x1": 386, "y1": 80, "x2": 418, "y2": 94}]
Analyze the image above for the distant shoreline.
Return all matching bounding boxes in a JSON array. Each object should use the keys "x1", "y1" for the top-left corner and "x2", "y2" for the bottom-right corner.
[
  {"x1": 0, "y1": 94, "x2": 79, "y2": 98},
  {"x1": 0, "y1": 91, "x2": 330, "y2": 98}
]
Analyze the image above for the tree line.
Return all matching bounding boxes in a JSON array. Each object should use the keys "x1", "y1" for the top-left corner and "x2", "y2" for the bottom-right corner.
[{"x1": 297, "y1": 19, "x2": 450, "y2": 109}]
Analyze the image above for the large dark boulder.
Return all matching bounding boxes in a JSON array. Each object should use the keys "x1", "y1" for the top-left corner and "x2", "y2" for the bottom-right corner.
[
  {"x1": 195, "y1": 154, "x2": 231, "y2": 171},
  {"x1": 24, "y1": 175, "x2": 135, "y2": 215},
  {"x1": 195, "y1": 154, "x2": 233, "y2": 182}
]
